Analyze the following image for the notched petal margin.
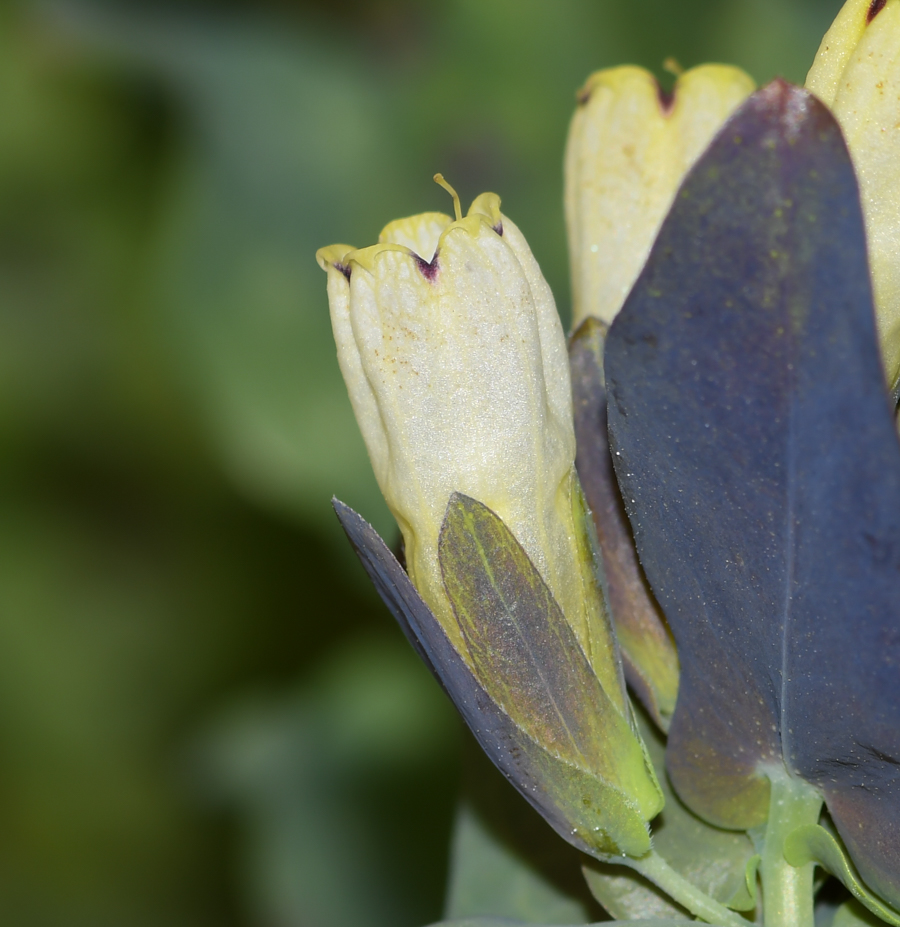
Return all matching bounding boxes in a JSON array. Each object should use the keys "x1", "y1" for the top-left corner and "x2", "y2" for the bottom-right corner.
[
  {"x1": 315, "y1": 243, "x2": 356, "y2": 280},
  {"x1": 318, "y1": 192, "x2": 506, "y2": 284},
  {"x1": 575, "y1": 66, "x2": 684, "y2": 115}
]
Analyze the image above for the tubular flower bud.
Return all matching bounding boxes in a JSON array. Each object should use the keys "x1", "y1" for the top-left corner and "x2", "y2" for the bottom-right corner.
[
  {"x1": 565, "y1": 64, "x2": 755, "y2": 328},
  {"x1": 316, "y1": 188, "x2": 623, "y2": 706},
  {"x1": 321, "y1": 186, "x2": 665, "y2": 858},
  {"x1": 806, "y1": 0, "x2": 900, "y2": 390}
]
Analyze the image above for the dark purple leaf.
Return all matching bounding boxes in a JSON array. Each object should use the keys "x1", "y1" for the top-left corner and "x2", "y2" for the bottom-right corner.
[
  {"x1": 569, "y1": 317, "x2": 679, "y2": 730},
  {"x1": 605, "y1": 81, "x2": 900, "y2": 904}
]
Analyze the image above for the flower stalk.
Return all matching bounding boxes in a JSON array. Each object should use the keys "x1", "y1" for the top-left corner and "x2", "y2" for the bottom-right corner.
[{"x1": 759, "y1": 773, "x2": 823, "y2": 927}]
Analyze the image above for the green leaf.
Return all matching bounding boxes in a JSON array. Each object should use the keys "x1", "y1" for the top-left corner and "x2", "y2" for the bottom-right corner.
[
  {"x1": 443, "y1": 737, "x2": 603, "y2": 925},
  {"x1": 444, "y1": 803, "x2": 595, "y2": 924},
  {"x1": 440, "y1": 492, "x2": 623, "y2": 774},
  {"x1": 784, "y1": 825, "x2": 900, "y2": 926},
  {"x1": 439, "y1": 493, "x2": 663, "y2": 856},
  {"x1": 196, "y1": 636, "x2": 458, "y2": 927},
  {"x1": 582, "y1": 864, "x2": 688, "y2": 921},
  {"x1": 583, "y1": 705, "x2": 757, "y2": 918},
  {"x1": 833, "y1": 899, "x2": 893, "y2": 927},
  {"x1": 635, "y1": 717, "x2": 758, "y2": 915},
  {"x1": 728, "y1": 855, "x2": 761, "y2": 913}
]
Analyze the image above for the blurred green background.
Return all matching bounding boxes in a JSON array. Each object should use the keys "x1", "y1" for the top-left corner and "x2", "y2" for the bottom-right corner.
[{"x1": 0, "y1": 1, "x2": 842, "y2": 924}]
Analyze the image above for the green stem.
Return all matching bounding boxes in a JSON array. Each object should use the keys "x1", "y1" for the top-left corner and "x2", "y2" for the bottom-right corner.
[
  {"x1": 759, "y1": 768, "x2": 823, "y2": 927},
  {"x1": 620, "y1": 849, "x2": 748, "y2": 927}
]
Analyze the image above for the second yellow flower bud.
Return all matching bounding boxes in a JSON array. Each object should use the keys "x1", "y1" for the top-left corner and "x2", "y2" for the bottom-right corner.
[{"x1": 565, "y1": 64, "x2": 755, "y2": 328}]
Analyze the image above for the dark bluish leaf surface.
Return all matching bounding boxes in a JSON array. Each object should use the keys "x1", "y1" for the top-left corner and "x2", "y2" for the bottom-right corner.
[
  {"x1": 333, "y1": 499, "x2": 651, "y2": 858},
  {"x1": 605, "y1": 80, "x2": 900, "y2": 904},
  {"x1": 569, "y1": 317, "x2": 679, "y2": 730}
]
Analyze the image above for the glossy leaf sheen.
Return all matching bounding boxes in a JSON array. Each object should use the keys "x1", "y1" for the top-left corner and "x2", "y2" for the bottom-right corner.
[
  {"x1": 605, "y1": 80, "x2": 900, "y2": 904},
  {"x1": 333, "y1": 498, "x2": 651, "y2": 859}
]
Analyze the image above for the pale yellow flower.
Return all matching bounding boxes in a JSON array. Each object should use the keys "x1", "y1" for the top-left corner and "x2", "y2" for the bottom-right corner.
[
  {"x1": 807, "y1": 0, "x2": 900, "y2": 390},
  {"x1": 317, "y1": 181, "x2": 623, "y2": 706},
  {"x1": 565, "y1": 64, "x2": 755, "y2": 328}
]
